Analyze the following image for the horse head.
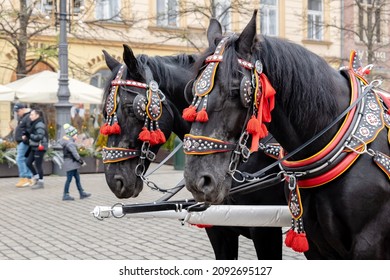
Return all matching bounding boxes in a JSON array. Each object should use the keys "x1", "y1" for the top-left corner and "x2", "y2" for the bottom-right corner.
[
  {"x1": 101, "y1": 45, "x2": 176, "y2": 198},
  {"x1": 102, "y1": 44, "x2": 196, "y2": 199},
  {"x1": 183, "y1": 11, "x2": 259, "y2": 204}
]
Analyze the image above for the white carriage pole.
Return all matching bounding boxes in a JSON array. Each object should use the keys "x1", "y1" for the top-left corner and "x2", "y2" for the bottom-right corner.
[{"x1": 92, "y1": 205, "x2": 291, "y2": 227}]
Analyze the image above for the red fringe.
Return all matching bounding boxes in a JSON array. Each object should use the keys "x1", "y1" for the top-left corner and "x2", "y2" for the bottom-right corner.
[
  {"x1": 138, "y1": 127, "x2": 151, "y2": 142},
  {"x1": 246, "y1": 115, "x2": 261, "y2": 135},
  {"x1": 195, "y1": 108, "x2": 209, "y2": 122},
  {"x1": 109, "y1": 122, "x2": 121, "y2": 135},
  {"x1": 284, "y1": 229, "x2": 297, "y2": 248},
  {"x1": 149, "y1": 130, "x2": 159, "y2": 146},
  {"x1": 182, "y1": 106, "x2": 197, "y2": 122},
  {"x1": 291, "y1": 232, "x2": 309, "y2": 253},
  {"x1": 100, "y1": 123, "x2": 109, "y2": 135},
  {"x1": 259, "y1": 123, "x2": 268, "y2": 138},
  {"x1": 155, "y1": 129, "x2": 166, "y2": 144}
]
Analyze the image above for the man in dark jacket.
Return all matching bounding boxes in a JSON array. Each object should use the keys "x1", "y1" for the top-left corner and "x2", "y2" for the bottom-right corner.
[{"x1": 13, "y1": 103, "x2": 32, "y2": 187}]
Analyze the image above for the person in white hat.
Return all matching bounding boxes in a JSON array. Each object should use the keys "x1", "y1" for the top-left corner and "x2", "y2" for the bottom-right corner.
[{"x1": 58, "y1": 123, "x2": 91, "y2": 201}]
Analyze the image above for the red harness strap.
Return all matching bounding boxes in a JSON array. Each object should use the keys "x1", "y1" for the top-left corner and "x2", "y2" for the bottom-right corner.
[
  {"x1": 280, "y1": 70, "x2": 359, "y2": 168},
  {"x1": 281, "y1": 71, "x2": 367, "y2": 188}
]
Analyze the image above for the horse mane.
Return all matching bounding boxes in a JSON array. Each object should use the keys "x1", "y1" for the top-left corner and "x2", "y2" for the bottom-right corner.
[
  {"x1": 137, "y1": 54, "x2": 196, "y2": 98},
  {"x1": 198, "y1": 34, "x2": 342, "y2": 136},
  {"x1": 253, "y1": 36, "x2": 341, "y2": 134}
]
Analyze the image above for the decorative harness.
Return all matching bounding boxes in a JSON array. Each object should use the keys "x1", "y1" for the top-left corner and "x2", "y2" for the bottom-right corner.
[
  {"x1": 100, "y1": 64, "x2": 170, "y2": 176},
  {"x1": 183, "y1": 36, "x2": 276, "y2": 172}
]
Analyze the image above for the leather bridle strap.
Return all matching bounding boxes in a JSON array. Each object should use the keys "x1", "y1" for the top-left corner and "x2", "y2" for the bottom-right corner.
[
  {"x1": 102, "y1": 146, "x2": 140, "y2": 163},
  {"x1": 183, "y1": 134, "x2": 236, "y2": 155}
]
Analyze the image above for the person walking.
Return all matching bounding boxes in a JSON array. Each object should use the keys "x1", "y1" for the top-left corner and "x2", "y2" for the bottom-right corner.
[
  {"x1": 13, "y1": 103, "x2": 32, "y2": 188},
  {"x1": 59, "y1": 123, "x2": 91, "y2": 201},
  {"x1": 24, "y1": 109, "x2": 48, "y2": 189}
]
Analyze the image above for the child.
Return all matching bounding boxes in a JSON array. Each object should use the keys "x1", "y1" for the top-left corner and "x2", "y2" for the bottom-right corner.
[{"x1": 59, "y1": 123, "x2": 91, "y2": 201}]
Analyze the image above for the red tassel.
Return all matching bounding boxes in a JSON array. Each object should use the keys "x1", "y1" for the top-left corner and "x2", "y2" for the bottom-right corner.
[
  {"x1": 259, "y1": 123, "x2": 268, "y2": 138},
  {"x1": 155, "y1": 129, "x2": 166, "y2": 144},
  {"x1": 246, "y1": 115, "x2": 261, "y2": 135},
  {"x1": 149, "y1": 130, "x2": 159, "y2": 146},
  {"x1": 100, "y1": 123, "x2": 109, "y2": 135},
  {"x1": 195, "y1": 108, "x2": 209, "y2": 122},
  {"x1": 138, "y1": 127, "x2": 151, "y2": 142},
  {"x1": 284, "y1": 229, "x2": 297, "y2": 248},
  {"x1": 109, "y1": 122, "x2": 121, "y2": 135},
  {"x1": 291, "y1": 232, "x2": 309, "y2": 253},
  {"x1": 182, "y1": 106, "x2": 197, "y2": 122}
]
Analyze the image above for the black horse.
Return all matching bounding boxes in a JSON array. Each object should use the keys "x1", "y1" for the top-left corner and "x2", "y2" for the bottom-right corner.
[
  {"x1": 183, "y1": 11, "x2": 390, "y2": 259},
  {"x1": 101, "y1": 42, "x2": 286, "y2": 259}
]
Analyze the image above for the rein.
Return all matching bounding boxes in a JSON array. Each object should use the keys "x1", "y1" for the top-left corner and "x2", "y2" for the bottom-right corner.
[{"x1": 241, "y1": 79, "x2": 379, "y2": 181}]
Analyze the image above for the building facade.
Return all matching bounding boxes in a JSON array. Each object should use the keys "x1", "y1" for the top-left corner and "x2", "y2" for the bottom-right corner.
[{"x1": 0, "y1": 0, "x2": 388, "y2": 137}]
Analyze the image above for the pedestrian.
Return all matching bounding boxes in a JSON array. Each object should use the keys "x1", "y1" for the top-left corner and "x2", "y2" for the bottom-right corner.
[
  {"x1": 59, "y1": 123, "x2": 91, "y2": 201},
  {"x1": 24, "y1": 109, "x2": 48, "y2": 189},
  {"x1": 13, "y1": 103, "x2": 33, "y2": 188}
]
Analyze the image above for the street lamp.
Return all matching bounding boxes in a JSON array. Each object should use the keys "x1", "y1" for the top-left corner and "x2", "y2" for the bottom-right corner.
[{"x1": 55, "y1": 0, "x2": 72, "y2": 140}]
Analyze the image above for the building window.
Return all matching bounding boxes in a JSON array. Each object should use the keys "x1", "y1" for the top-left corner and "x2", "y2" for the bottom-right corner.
[
  {"x1": 260, "y1": 0, "x2": 278, "y2": 36},
  {"x1": 95, "y1": 0, "x2": 121, "y2": 21},
  {"x1": 213, "y1": 0, "x2": 231, "y2": 32},
  {"x1": 358, "y1": 0, "x2": 382, "y2": 43},
  {"x1": 157, "y1": 0, "x2": 179, "y2": 27},
  {"x1": 307, "y1": 0, "x2": 323, "y2": 40}
]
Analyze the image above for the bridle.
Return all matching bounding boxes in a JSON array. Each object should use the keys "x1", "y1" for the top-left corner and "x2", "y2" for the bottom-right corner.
[
  {"x1": 101, "y1": 63, "x2": 173, "y2": 178},
  {"x1": 182, "y1": 36, "x2": 276, "y2": 181}
]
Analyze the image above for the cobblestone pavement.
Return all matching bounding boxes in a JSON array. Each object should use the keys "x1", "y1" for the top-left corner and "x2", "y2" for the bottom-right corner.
[{"x1": 0, "y1": 164, "x2": 305, "y2": 260}]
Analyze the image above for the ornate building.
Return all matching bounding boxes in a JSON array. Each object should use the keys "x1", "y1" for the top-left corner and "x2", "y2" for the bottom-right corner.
[{"x1": 1, "y1": 0, "x2": 388, "y2": 137}]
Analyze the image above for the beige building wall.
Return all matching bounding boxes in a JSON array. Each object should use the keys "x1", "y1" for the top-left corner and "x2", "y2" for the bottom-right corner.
[{"x1": 0, "y1": 0, "x2": 343, "y2": 137}]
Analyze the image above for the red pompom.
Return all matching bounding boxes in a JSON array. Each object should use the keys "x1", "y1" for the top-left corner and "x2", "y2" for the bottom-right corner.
[
  {"x1": 259, "y1": 123, "x2": 268, "y2": 138},
  {"x1": 138, "y1": 127, "x2": 150, "y2": 142},
  {"x1": 246, "y1": 115, "x2": 261, "y2": 135},
  {"x1": 195, "y1": 108, "x2": 209, "y2": 122},
  {"x1": 100, "y1": 123, "x2": 109, "y2": 135},
  {"x1": 149, "y1": 130, "x2": 159, "y2": 146},
  {"x1": 284, "y1": 229, "x2": 297, "y2": 248},
  {"x1": 182, "y1": 106, "x2": 197, "y2": 122},
  {"x1": 291, "y1": 232, "x2": 309, "y2": 253},
  {"x1": 109, "y1": 122, "x2": 121, "y2": 135},
  {"x1": 155, "y1": 129, "x2": 166, "y2": 144}
]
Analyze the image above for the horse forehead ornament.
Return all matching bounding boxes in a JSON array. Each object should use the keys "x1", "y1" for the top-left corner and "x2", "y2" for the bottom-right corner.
[
  {"x1": 183, "y1": 36, "x2": 276, "y2": 156},
  {"x1": 100, "y1": 64, "x2": 166, "y2": 146},
  {"x1": 100, "y1": 64, "x2": 166, "y2": 164}
]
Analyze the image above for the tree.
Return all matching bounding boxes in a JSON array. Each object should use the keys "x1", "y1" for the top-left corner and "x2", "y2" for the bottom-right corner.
[
  {"x1": 0, "y1": 0, "x2": 136, "y2": 80},
  {"x1": 329, "y1": 0, "x2": 390, "y2": 84}
]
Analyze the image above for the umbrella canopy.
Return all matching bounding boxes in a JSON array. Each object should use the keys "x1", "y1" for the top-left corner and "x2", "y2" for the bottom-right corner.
[
  {"x1": 0, "y1": 85, "x2": 15, "y2": 101},
  {"x1": 6, "y1": 71, "x2": 103, "y2": 104}
]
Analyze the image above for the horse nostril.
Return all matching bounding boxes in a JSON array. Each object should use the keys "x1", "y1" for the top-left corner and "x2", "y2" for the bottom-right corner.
[
  {"x1": 198, "y1": 174, "x2": 214, "y2": 190},
  {"x1": 114, "y1": 174, "x2": 124, "y2": 186}
]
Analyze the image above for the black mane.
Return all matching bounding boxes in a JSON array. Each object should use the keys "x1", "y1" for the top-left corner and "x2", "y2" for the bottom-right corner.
[{"x1": 195, "y1": 34, "x2": 344, "y2": 137}]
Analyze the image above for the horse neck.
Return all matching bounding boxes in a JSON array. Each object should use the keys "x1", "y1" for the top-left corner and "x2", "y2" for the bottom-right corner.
[{"x1": 256, "y1": 39, "x2": 351, "y2": 159}]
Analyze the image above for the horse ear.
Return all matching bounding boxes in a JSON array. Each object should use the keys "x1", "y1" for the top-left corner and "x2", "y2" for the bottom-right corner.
[
  {"x1": 237, "y1": 10, "x2": 258, "y2": 57},
  {"x1": 207, "y1": 18, "x2": 222, "y2": 47},
  {"x1": 102, "y1": 50, "x2": 120, "y2": 71},
  {"x1": 123, "y1": 44, "x2": 139, "y2": 71}
]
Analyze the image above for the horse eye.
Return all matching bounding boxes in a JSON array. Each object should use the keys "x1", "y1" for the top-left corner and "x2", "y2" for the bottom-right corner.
[
  {"x1": 229, "y1": 87, "x2": 240, "y2": 99},
  {"x1": 123, "y1": 103, "x2": 135, "y2": 116}
]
